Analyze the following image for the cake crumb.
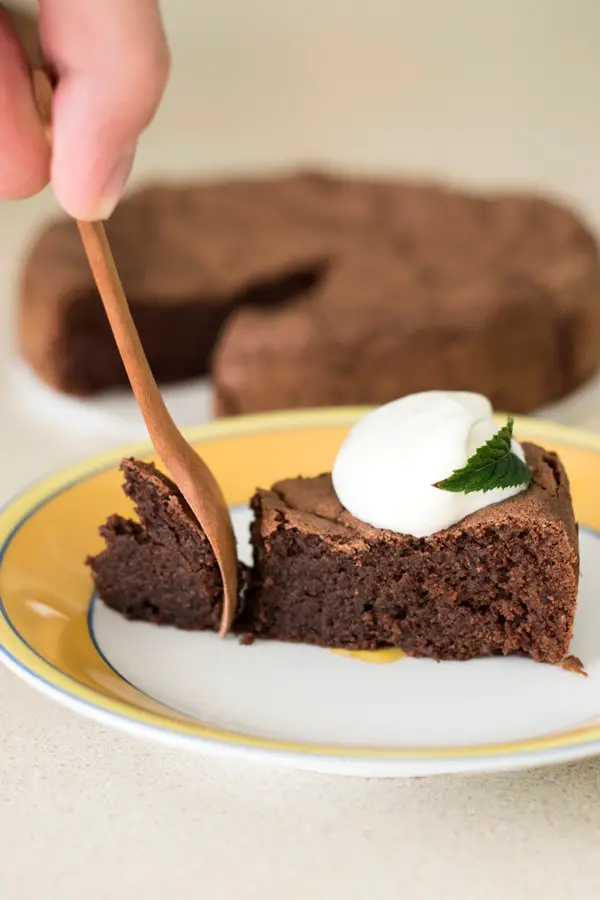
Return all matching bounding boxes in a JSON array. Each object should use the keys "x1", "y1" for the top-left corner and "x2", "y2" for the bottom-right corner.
[{"x1": 238, "y1": 632, "x2": 256, "y2": 646}]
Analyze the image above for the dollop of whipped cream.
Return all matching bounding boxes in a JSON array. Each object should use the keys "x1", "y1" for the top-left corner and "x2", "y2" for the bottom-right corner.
[{"x1": 332, "y1": 391, "x2": 527, "y2": 538}]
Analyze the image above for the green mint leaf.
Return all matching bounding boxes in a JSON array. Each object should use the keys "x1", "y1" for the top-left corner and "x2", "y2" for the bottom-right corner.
[{"x1": 434, "y1": 415, "x2": 533, "y2": 494}]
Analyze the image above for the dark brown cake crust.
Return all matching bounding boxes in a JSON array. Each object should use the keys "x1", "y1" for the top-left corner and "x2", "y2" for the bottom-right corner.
[
  {"x1": 242, "y1": 443, "x2": 579, "y2": 664},
  {"x1": 19, "y1": 171, "x2": 600, "y2": 413},
  {"x1": 87, "y1": 458, "x2": 247, "y2": 629}
]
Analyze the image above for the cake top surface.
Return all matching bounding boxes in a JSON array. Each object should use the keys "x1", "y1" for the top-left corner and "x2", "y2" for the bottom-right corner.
[
  {"x1": 255, "y1": 442, "x2": 577, "y2": 554},
  {"x1": 21, "y1": 170, "x2": 599, "y2": 308}
]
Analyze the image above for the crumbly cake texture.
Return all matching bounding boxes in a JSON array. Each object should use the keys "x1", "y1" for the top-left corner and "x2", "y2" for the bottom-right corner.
[
  {"x1": 87, "y1": 458, "x2": 248, "y2": 630},
  {"x1": 243, "y1": 443, "x2": 580, "y2": 665},
  {"x1": 89, "y1": 444, "x2": 580, "y2": 667},
  {"x1": 19, "y1": 171, "x2": 600, "y2": 412}
]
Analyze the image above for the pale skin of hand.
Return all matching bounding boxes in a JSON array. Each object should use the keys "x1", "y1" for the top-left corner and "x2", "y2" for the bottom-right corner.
[{"x1": 0, "y1": 0, "x2": 170, "y2": 220}]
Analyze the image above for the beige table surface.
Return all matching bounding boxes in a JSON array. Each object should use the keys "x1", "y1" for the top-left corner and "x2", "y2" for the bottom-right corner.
[{"x1": 3, "y1": 2, "x2": 600, "y2": 897}]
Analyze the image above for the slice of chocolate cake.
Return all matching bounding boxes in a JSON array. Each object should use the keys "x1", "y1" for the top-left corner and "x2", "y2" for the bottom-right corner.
[
  {"x1": 242, "y1": 443, "x2": 579, "y2": 664},
  {"x1": 88, "y1": 458, "x2": 246, "y2": 629}
]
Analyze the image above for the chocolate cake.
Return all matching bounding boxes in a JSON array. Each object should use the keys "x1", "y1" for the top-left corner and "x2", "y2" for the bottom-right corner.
[
  {"x1": 19, "y1": 171, "x2": 600, "y2": 413},
  {"x1": 89, "y1": 442, "x2": 580, "y2": 666},
  {"x1": 19, "y1": 180, "x2": 335, "y2": 395},
  {"x1": 87, "y1": 458, "x2": 247, "y2": 629},
  {"x1": 213, "y1": 184, "x2": 600, "y2": 416},
  {"x1": 244, "y1": 443, "x2": 579, "y2": 664},
  {"x1": 213, "y1": 249, "x2": 565, "y2": 415}
]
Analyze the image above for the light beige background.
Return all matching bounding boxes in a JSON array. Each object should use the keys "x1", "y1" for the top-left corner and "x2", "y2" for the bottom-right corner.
[
  {"x1": 3, "y1": 2, "x2": 600, "y2": 898},
  {"x1": 156, "y1": 0, "x2": 600, "y2": 227}
]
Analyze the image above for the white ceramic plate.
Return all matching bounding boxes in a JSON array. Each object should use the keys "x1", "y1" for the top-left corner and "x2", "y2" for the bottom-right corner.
[{"x1": 2, "y1": 409, "x2": 600, "y2": 777}]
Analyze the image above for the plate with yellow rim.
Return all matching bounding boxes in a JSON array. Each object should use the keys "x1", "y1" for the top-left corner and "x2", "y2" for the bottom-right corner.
[{"x1": 3, "y1": 407, "x2": 600, "y2": 778}]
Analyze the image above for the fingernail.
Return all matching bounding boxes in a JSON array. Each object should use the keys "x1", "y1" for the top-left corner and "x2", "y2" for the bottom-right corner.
[{"x1": 99, "y1": 145, "x2": 136, "y2": 219}]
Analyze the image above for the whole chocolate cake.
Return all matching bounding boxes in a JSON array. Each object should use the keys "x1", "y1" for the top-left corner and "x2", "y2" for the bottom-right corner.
[{"x1": 19, "y1": 171, "x2": 600, "y2": 414}]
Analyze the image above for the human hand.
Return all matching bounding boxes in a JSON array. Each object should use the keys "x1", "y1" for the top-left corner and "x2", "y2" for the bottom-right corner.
[{"x1": 0, "y1": 0, "x2": 169, "y2": 219}]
